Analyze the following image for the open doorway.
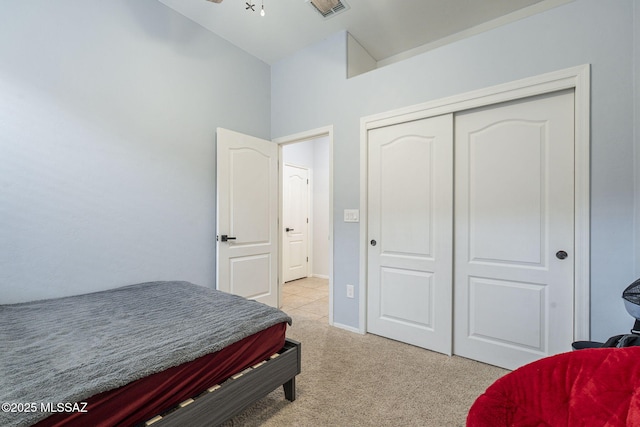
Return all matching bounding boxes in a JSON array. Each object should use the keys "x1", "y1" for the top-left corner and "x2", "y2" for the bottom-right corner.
[{"x1": 276, "y1": 127, "x2": 333, "y2": 324}]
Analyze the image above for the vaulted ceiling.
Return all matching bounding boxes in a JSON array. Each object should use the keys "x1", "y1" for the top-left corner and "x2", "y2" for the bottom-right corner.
[{"x1": 158, "y1": 0, "x2": 570, "y2": 65}]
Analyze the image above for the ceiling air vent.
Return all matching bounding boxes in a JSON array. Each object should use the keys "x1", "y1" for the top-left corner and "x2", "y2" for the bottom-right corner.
[{"x1": 308, "y1": 0, "x2": 349, "y2": 19}]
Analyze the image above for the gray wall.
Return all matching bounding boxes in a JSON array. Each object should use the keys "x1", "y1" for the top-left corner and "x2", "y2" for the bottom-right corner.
[
  {"x1": 0, "y1": 0, "x2": 271, "y2": 303},
  {"x1": 272, "y1": 0, "x2": 639, "y2": 340},
  {"x1": 2, "y1": 0, "x2": 638, "y2": 342}
]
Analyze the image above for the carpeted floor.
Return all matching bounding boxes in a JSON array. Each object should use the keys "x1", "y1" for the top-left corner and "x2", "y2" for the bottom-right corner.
[{"x1": 220, "y1": 279, "x2": 508, "y2": 427}]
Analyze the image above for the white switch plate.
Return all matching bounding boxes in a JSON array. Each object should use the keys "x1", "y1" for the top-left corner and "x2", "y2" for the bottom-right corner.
[{"x1": 344, "y1": 209, "x2": 359, "y2": 222}]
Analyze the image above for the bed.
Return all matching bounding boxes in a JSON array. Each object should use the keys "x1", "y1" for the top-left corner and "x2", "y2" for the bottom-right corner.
[{"x1": 0, "y1": 281, "x2": 300, "y2": 427}]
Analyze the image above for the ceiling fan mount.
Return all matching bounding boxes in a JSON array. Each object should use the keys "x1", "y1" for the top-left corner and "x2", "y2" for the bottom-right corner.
[{"x1": 205, "y1": 0, "x2": 340, "y2": 14}]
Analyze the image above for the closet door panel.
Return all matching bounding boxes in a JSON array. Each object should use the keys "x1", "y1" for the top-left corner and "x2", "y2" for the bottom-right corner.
[
  {"x1": 367, "y1": 114, "x2": 453, "y2": 354},
  {"x1": 453, "y1": 90, "x2": 575, "y2": 370}
]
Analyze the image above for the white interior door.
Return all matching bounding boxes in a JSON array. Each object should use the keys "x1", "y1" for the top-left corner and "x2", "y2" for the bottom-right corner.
[
  {"x1": 367, "y1": 114, "x2": 453, "y2": 354},
  {"x1": 453, "y1": 90, "x2": 575, "y2": 370},
  {"x1": 283, "y1": 164, "x2": 309, "y2": 282},
  {"x1": 216, "y1": 128, "x2": 278, "y2": 307}
]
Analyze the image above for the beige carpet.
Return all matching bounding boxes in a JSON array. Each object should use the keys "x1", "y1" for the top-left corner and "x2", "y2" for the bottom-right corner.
[{"x1": 220, "y1": 314, "x2": 508, "y2": 427}]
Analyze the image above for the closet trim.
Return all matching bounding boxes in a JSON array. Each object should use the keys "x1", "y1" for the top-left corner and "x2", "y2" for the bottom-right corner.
[{"x1": 358, "y1": 64, "x2": 591, "y2": 340}]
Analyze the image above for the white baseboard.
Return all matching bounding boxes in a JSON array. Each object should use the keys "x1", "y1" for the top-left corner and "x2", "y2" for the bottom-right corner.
[
  {"x1": 312, "y1": 274, "x2": 329, "y2": 280},
  {"x1": 332, "y1": 322, "x2": 365, "y2": 335}
]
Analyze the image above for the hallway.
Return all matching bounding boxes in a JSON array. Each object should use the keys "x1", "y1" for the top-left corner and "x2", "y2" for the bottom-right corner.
[{"x1": 281, "y1": 277, "x2": 329, "y2": 322}]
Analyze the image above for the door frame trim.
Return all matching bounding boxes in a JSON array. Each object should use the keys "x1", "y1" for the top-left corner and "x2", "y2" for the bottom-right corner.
[
  {"x1": 359, "y1": 64, "x2": 591, "y2": 340},
  {"x1": 274, "y1": 126, "x2": 335, "y2": 324}
]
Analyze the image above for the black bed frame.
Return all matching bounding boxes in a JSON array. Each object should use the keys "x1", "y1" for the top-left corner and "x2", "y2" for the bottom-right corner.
[{"x1": 146, "y1": 338, "x2": 301, "y2": 427}]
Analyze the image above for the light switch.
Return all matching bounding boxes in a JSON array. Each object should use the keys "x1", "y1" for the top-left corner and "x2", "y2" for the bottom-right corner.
[{"x1": 344, "y1": 209, "x2": 359, "y2": 222}]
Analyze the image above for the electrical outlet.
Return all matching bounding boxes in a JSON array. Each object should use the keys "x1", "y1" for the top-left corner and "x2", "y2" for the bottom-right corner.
[{"x1": 346, "y1": 284, "x2": 354, "y2": 298}]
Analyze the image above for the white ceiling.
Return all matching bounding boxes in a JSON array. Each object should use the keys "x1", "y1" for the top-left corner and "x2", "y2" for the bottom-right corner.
[{"x1": 157, "y1": 0, "x2": 569, "y2": 65}]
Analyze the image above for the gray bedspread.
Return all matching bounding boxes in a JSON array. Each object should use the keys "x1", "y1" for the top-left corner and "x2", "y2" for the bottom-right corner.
[{"x1": 0, "y1": 281, "x2": 291, "y2": 427}]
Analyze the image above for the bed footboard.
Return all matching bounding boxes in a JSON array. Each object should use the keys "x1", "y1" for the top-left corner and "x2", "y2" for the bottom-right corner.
[{"x1": 147, "y1": 338, "x2": 301, "y2": 427}]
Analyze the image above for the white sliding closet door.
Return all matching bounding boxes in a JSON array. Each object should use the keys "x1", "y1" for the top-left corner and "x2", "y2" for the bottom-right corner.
[
  {"x1": 453, "y1": 90, "x2": 575, "y2": 370},
  {"x1": 367, "y1": 114, "x2": 453, "y2": 354}
]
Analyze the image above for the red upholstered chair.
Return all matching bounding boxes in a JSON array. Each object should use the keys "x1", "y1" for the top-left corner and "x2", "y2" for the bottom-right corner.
[{"x1": 467, "y1": 347, "x2": 640, "y2": 426}]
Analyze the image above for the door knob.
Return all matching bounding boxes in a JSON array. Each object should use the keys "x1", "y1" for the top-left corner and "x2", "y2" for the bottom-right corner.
[
  {"x1": 286, "y1": 227, "x2": 294, "y2": 232},
  {"x1": 219, "y1": 235, "x2": 236, "y2": 242},
  {"x1": 370, "y1": 239, "x2": 377, "y2": 246},
  {"x1": 556, "y1": 250, "x2": 568, "y2": 260}
]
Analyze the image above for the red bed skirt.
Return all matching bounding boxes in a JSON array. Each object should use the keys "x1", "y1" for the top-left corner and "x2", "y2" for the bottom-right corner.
[{"x1": 34, "y1": 322, "x2": 287, "y2": 427}]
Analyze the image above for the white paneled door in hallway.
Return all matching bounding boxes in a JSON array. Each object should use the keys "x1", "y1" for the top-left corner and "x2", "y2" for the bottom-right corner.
[{"x1": 283, "y1": 164, "x2": 310, "y2": 282}]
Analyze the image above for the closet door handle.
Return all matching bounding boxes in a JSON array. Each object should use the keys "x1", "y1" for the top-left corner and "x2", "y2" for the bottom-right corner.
[
  {"x1": 219, "y1": 235, "x2": 236, "y2": 242},
  {"x1": 286, "y1": 228, "x2": 294, "y2": 232},
  {"x1": 556, "y1": 250, "x2": 568, "y2": 260}
]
